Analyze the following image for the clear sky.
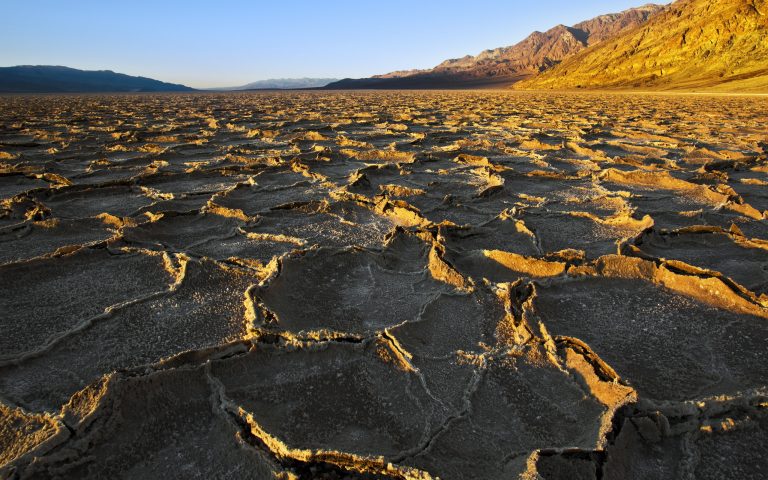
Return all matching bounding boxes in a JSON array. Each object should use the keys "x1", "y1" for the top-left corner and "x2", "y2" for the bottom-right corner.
[{"x1": 2, "y1": 1, "x2": 660, "y2": 88}]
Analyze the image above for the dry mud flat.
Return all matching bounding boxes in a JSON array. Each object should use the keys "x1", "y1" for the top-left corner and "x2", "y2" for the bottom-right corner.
[{"x1": 0, "y1": 91, "x2": 767, "y2": 479}]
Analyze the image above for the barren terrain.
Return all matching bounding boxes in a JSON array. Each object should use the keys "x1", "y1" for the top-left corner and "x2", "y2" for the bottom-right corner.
[
  {"x1": 1, "y1": 91, "x2": 767, "y2": 479},
  {"x1": 518, "y1": 0, "x2": 768, "y2": 92}
]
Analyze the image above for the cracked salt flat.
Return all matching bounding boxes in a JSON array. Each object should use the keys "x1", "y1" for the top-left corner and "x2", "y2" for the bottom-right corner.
[{"x1": 1, "y1": 91, "x2": 767, "y2": 479}]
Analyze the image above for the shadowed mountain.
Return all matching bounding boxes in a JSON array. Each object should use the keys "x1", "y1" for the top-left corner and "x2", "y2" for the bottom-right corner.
[
  {"x1": 325, "y1": 4, "x2": 663, "y2": 89},
  {"x1": 516, "y1": 0, "x2": 768, "y2": 92},
  {"x1": 211, "y1": 78, "x2": 340, "y2": 90},
  {"x1": 0, "y1": 66, "x2": 195, "y2": 93}
]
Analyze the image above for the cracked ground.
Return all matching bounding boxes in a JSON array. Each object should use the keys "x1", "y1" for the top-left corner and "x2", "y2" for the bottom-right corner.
[{"x1": 1, "y1": 91, "x2": 767, "y2": 479}]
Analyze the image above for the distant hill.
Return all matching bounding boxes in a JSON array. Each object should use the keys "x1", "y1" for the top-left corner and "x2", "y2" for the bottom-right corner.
[
  {"x1": 516, "y1": 0, "x2": 768, "y2": 92},
  {"x1": 213, "y1": 78, "x2": 340, "y2": 90},
  {"x1": 325, "y1": 4, "x2": 663, "y2": 89},
  {"x1": 0, "y1": 66, "x2": 195, "y2": 93}
]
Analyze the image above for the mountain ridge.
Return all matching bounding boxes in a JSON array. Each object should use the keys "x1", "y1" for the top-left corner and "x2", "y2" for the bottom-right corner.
[
  {"x1": 0, "y1": 65, "x2": 194, "y2": 93},
  {"x1": 516, "y1": 0, "x2": 768, "y2": 92},
  {"x1": 211, "y1": 78, "x2": 340, "y2": 90},
  {"x1": 325, "y1": 4, "x2": 663, "y2": 89}
]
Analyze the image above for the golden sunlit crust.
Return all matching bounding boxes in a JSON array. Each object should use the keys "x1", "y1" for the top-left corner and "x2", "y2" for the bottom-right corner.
[{"x1": 1, "y1": 90, "x2": 767, "y2": 479}]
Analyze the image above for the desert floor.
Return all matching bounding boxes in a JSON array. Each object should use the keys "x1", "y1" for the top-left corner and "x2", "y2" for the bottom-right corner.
[{"x1": 1, "y1": 91, "x2": 767, "y2": 479}]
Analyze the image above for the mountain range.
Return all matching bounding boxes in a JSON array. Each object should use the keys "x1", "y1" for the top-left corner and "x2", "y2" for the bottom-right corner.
[
  {"x1": 211, "y1": 78, "x2": 340, "y2": 90},
  {"x1": 0, "y1": 66, "x2": 194, "y2": 93},
  {"x1": 3, "y1": 0, "x2": 767, "y2": 93},
  {"x1": 516, "y1": 0, "x2": 768, "y2": 92},
  {"x1": 325, "y1": 4, "x2": 664, "y2": 89},
  {"x1": 327, "y1": 0, "x2": 768, "y2": 92}
]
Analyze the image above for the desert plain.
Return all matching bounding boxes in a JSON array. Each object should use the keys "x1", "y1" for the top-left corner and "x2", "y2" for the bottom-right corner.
[{"x1": 1, "y1": 91, "x2": 767, "y2": 479}]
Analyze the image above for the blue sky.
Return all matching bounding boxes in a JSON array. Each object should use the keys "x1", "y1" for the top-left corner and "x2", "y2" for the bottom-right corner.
[{"x1": 2, "y1": 1, "x2": 660, "y2": 88}]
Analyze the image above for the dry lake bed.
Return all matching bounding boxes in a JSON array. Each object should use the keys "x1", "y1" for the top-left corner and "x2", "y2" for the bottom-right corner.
[{"x1": 1, "y1": 91, "x2": 767, "y2": 479}]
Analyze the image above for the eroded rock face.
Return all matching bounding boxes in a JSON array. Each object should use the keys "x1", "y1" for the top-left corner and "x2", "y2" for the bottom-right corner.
[
  {"x1": 337, "y1": 5, "x2": 663, "y2": 88},
  {"x1": 1, "y1": 91, "x2": 767, "y2": 479},
  {"x1": 519, "y1": 0, "x2": 768, "y2": 91}
]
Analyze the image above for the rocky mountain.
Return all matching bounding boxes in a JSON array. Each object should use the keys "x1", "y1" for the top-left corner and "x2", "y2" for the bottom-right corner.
[
  {"x1": 326, "y1": 4, "x2": 663, "y2": 89},
  {"x1": 0, "y1": 66, "x2": 195, "y2": 93},
  {"x1": 213, "y1": 78, "x2": 340, "y2": 90},
  {"x1": 516, "y1": 0, "x2": 768, "y2": 91}
]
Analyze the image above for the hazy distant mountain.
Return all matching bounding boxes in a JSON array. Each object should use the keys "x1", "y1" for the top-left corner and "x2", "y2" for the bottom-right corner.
[
  {"x1": 326, "y1": 4, "x2": 663, "y2": 89},
  {"x1": 517, "y1": 0, "x2": 768, "y2": 92},
  {"x1": 214, "y1": 78, "x2": 340, "y2": 90},
  {"x1": 0, "y1": 66, "x2": 195, "y2": 93}
]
